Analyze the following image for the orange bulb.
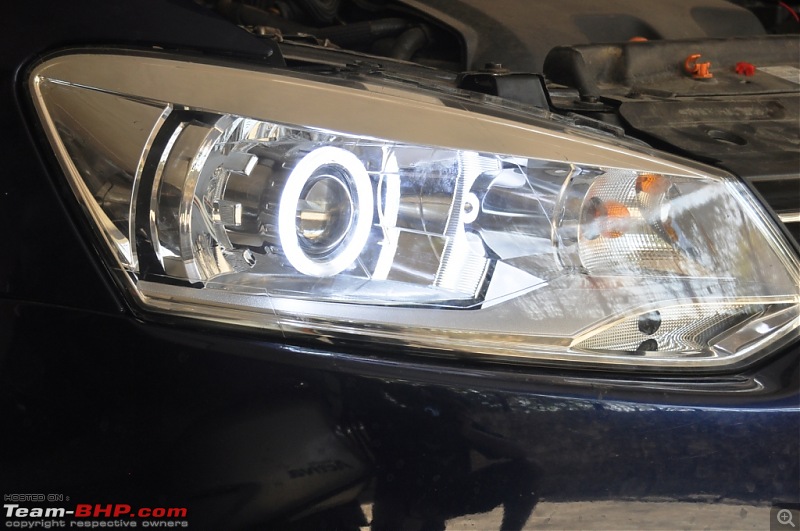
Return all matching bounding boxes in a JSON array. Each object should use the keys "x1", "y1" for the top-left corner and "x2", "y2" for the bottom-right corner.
[
  {"x1": 635, "y1": 173, "x2": 670, "y2": 195},
  {"x1": 583, "y1": 197, "x2": 632, "y2": 239},
  {"x1": 661, "y1": 217, "x2": 679, "y2": 242},
  {"x1": 600, "y1": 200, "x2": 630, "y2": 239}
]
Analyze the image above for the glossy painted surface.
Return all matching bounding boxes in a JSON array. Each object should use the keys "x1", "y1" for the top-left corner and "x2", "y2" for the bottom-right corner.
[
  {"x1": 0, "y1": 1, "x2": 798, "y2": 530},
  {"x1": 1, "y1": 300, "x2": 798, "y2": 529}
]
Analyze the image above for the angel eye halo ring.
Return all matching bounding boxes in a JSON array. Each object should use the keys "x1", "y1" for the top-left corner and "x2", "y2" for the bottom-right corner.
[{"x1": 278, "y1": 146, "x2": 374, "y2": 277}]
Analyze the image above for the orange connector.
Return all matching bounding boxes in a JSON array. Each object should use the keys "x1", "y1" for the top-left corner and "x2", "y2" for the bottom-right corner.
[{"x1": 684, "y1": 54, "x2": 713, "y2": 79}]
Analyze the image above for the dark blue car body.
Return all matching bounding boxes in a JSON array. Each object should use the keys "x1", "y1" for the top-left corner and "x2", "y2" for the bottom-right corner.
[{"x1": 1, "y1": 1, "x2": 797, "y2": 529}]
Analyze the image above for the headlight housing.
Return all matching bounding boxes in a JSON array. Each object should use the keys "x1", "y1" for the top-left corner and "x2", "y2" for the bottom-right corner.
[{"x1": 30, "y1": 51, "x2": 800, "y2": 370}]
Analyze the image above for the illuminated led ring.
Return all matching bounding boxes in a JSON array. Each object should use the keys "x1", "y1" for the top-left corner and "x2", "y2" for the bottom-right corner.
[
  {"x1": 373, "y1": 152, "x2": 400, "y2": 280},
  {"x1": 279, "y1": 146, "x2": 374, "y2": 277}
]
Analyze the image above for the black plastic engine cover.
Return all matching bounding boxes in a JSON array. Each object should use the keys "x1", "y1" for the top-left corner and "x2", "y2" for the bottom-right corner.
[{"x1": 398, "y1": 0, "x2": 764, "y2": 72}]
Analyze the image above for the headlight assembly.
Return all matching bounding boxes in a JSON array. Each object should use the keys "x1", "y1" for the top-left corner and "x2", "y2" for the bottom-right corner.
[{"x1": 30, "y1": 51, "x2": 800, "y2": 370}]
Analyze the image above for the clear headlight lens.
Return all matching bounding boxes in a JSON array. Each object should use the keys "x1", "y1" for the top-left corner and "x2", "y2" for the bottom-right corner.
[{"x1": 30, "y1": 52, "x2": 800, "y2": 370}]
